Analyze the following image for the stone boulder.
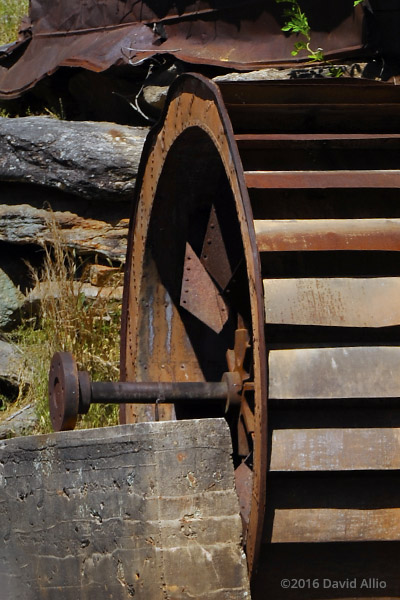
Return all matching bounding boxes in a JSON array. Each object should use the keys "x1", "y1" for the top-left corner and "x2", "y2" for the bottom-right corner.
[
  {"x1": 0, "y1": 339, "x2": 24, "y2": 395},
  {"x1": 0, "y1": 117, "x2": 148, "y2": 201},
  {"x1": 0, "y1": 268, "x2": 24, "y2": 330}
]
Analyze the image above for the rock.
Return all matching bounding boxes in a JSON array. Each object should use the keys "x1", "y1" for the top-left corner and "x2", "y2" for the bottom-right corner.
[
  {"x1": 141, "y1": 85, "x2": 169, "y2": 112},
  {"x1": 77, "y1": 283, "x2": 123, "y2": 301},
  {"x1": 0, "y1": 404, "x2": 37, "y2": 439},
  {"x1": 0, "y1": 268, "x2": 24, "y2": 330},
  {"x1": 0, "y1": 418, "x2": 250, "y2": 599},
  {"x1": 24, "y1": 281, "x2": 124, "y2": 316},
  {"x1": 0, "y1": 339, "x2": 23, "y2": 393},
  {"x1": 0, "y1": 116, "x2": 148, "y2": 201},
  {"x1": 213, "y1": 63, "x2": 368, "y2": 83},
  {"x1": 138, "y1": 62, "x2": 184, "y2": 119},
  {"x1": 0, "y1": 204, "x2": 128, "y2": 261},
  {"x1": 0, "y1": 241, "x2": 43, "y2": 295},
  {"x1": 89, "y1": 264, "x2": 123, "y2": 287}
]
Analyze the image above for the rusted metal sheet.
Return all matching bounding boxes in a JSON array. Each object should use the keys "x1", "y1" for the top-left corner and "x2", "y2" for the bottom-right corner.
[
  {"x1": 180, "y1": 242, "x2": 229, "y2": 334},
  {"x1": 255, "y1": 218, "x2": 400, "y2": 252},
  {"x1": 235, "y1": 461, "x2": 253, "y2": 536},
  {"x1": 263, "y1": 277, "x2": 400, "y2": 327},
  {"x1": 245, "y1": 169, "x2": 400, "y2": 189},
  {"x1": 200, "y1": 205, "x2": 232, "y2": 291},
  {"x1": 269, "y1": 346, "x2": 400, "y2": 399},
  {"x1": 0, "y1": 1, "x2": 365, "y2": 100},
  {"x1": 272, "y1": 508, "x2": 400, "y2": 543},
  {"x1": 270, "y1": 428, "x2": 400, "y2": 472}
]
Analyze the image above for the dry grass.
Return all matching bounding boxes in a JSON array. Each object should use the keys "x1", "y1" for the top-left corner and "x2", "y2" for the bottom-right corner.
[
  {"x1": 0, "y1": 0, "x2": 28, "y2": 46},
  {"x1": 11, "y1": 214, "x2": 121, "y2": 433},
  {"x1": 0, "y1": 5, "x2": 121, "y2": 432}
]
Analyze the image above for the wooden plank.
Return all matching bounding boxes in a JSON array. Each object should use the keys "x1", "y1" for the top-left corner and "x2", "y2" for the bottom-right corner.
[
  {"x1": 269, "y1": 346, "x2": 400, "y2": 399},
  {"x1": 245, "y1": 170, "x2": 400, "y2": 189},
  {"x1": 263, "y1": 277, "x2": 400, "y2": 327},
  {"x1": 254, "y1": 540, "x2": 400, "y2": 599},
  {"x1": 268, "y1": 472, "x2": 400, "y2": 509},
  {"x1": 272, "y1": 508, "x2": 400, "y2": 543},
  {"x1": 228, "y1": 104, "x2": 400, "y2": 134},
  {"x1": 236, "y1": 133, "x2": 400, "y2": 145},
  {"x1": 0, "y1": 419, "x2": 250, "y2": 600},
  {"x1": 255, "y1": 218, "x2": 400, "y2": 252},
  {"x1": 219, "y1": 81, "x2": 400, "y2": 105},
  {"x1": 270, "y1": 428, "x2": 400, "y2": 472}
]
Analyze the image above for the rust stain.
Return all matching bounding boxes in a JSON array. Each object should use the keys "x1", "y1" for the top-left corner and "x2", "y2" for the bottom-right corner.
[{"x1": 108, "y1": 128, "x2": 127, "y2": 143}]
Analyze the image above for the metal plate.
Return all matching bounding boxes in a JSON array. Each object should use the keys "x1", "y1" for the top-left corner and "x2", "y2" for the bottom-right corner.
[
  {"x1": 200, "y1": 205, "x2": 232, "y2": 291},
  {"x1": 180, "y1": 242, "x2": 229, "y2": 334}
]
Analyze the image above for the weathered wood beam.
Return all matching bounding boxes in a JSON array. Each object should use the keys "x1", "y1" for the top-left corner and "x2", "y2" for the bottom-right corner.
[
  {"x1": 272, "y1": 508, "x2": 400, "y2": 543},
  {"x1": 269, "y1": 346, "x2": 400, "y2": 399},
  {"x1": 245, "y1": 169, "x2": 400, "y2": 189},
  {"x1": 270, "y1": 428, "x2": 400, "y2": 472},
  {"x1": 263, "y1": 277, "x2": 400, "y2": 327},
  {"x1": 254, "y1": 218, "x2": 400, "y2": 252}
]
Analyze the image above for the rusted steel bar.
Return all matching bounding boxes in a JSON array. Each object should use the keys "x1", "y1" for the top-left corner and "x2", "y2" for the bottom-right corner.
[
  {"x1": 254, "y1": 219, "x2": 400, "y2": 252},
  {"x1": 90, "y1": 381, "x2": 228, "y2": 404},
  {"x1": 245, "y1": 170, "x2": 400, "y2": 189}
]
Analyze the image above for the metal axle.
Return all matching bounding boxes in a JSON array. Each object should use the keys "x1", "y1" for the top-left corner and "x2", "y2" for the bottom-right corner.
[
  {"x1": 49, "y1": 352, "x2": 242, "y2": 432},
  {"x1": 88, "y1": 381, "x2": 229, "y2": 405}
]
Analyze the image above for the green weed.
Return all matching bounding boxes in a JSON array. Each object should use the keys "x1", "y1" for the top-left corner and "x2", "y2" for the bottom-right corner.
[
  {"x1": 276, "y1": 0, "x2": 362, "y2": 64},
  {"x1": 11, "y1": 213, "x2": 121, "y2": 433},
  {"x1": 0, "y1": 0, "x2": 29, "y2": 46},
  {"x1": 275, "y1": 0, "x2": 324, "y2": 62}
]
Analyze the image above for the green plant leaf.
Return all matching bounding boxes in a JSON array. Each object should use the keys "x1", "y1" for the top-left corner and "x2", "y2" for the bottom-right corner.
[{"x1": 275, "y1": 0, "x2": 324, "y2": 62}]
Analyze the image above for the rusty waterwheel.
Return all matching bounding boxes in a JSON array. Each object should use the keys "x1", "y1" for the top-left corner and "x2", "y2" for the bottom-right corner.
[
  {"x1": 119, "y1": 74, "x2": 267, "y2": 574},
  {"x1": 119, "y1": 73, "x2": 400, "y2": 595},
  {"x1": 51, "y1": 72, "x2": 400, "y2": 597}
]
